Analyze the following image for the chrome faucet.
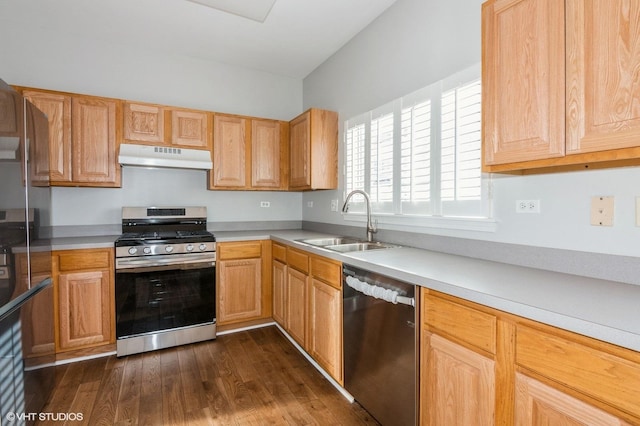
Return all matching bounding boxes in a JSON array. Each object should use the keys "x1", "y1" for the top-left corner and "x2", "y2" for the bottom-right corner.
[{"x1": 342, "y1": 190, "x2": 377, "y2": 242}]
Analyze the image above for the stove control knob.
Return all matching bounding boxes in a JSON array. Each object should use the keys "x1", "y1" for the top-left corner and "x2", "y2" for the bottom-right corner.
[
  {"x1": 128, "y1": 247, "x2": 138, "y2": 255},
  {"x1": 165, "y1": 246, "x2": 174, "y2": 253},
  {"x1": 199, "y1": 243, "x2": 207, "y2": 251},
  {"x1": 143, "y1": 247, "x2": 152, "y2": 254},
  {"x1": 186, "y1": 244, "x2": 194, "y2": 252}
]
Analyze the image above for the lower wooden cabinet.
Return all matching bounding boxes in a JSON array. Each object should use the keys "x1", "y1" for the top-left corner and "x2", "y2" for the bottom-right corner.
[
  {"x1": 271, "y1": 242, "x2": 343, "y2": 384},
  {"x1": 285, "y1": 266, "x2": 308, "y2": 347},
  {"x1": 272, "y1": 258, "x2": 286, "y2": 326},
  {"x1": 54, "y1": 248, "x2": 115, "y2": 352},
  {"x1": 216, "y1": 240, "x2": 272, "y2": 326},
  {"x1": 514, "y1": 373, "x2": 630, "y2": 426},
  {"x1": 57, "y1": 269, "x2": 112, "y2": 350},
  {"x1": 308, "y1": 276, "x2": 342, "y2": 383},
  {"x1": 14, "y1": 252, "x2": 55, "y2": 358},
  {"x1": 420, "y1": 288, "x2": 640, "y2": 425}
]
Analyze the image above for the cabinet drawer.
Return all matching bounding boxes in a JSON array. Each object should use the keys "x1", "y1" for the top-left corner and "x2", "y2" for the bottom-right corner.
[
  {"x1": 516, "y1": 324, "x2": 640, "y2": 419},
  {"x1": 218, "y1": 241, "x2": 262, "y2": 260},
  {"x1": 16, "y1": 252, "x2": 52, "y2": 276},
  {"x1": 423, "y1": 292, "x2": 497, "y2": 354},
  {"x1": 310, "y1": 256, "x2": 341, "y2": 290},
  {"x1": 56, "y1": 249, "x2": 112, "y2": 272},
  {"x1": 287, "y1": 247, "x2": 309, "y2": 274},
  {"x1": 272, "y1": 243, "x2": 287, "y2": 262}
]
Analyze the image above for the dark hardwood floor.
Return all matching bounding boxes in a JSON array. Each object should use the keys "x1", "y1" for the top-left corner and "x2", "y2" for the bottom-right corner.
[{"x1": 38, "y1": 326, "x2": 379, "y2": 425}]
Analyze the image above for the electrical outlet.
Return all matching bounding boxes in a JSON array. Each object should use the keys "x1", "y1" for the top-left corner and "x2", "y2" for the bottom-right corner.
[
  {"x1": 260, "y1": 201, "x2": 270, "y2": 208},
  {"x1": 307, "y1": 201, "x2": 313, "y2": 208},
  {"x1": 515, "y1": 199, "x2": 540, "y2": 213},
  {"x1": 330, "y1": 199, "x2": 339, "y2": 212},
  {"x1": 590, "y1": 196, "x2": 613, "y2": 226}
]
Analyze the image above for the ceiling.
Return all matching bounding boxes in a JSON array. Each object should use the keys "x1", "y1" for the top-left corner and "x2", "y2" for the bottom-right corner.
[{"x1": 0, "y1": 0, "x2": 399, "y2": 79}]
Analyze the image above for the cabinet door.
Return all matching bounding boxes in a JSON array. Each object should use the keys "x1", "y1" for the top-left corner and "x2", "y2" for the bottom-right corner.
[
  {"x1": 217, "y1": 258, "x2": 262, "y2": 324},
  {"x1": 289, "y1": 111, "x2": 311, "y2": 188},
  {"x1": 20, "y1": 276, "x2": 55, "y2": 357},
  {"x1": 212, "y1": 115, "x2": 247, "y2": 188},
  {"x1": 286, "y1": 267, "x2": 307, "y2": 348},
  {"x1": 23, "y1": 90, "x2": 72, "y2": 182},
  {"x1": 272, "y1": 260, "x2": 286, "y2": 327},
  {"x1": 124, "y1": 102, "x2": 165, "y2": 144},
  {"x1": 58, "y1": 269, "x2": 112, "y2": 350},
  {"x1": 308, "y1": 278, "x2": 342, "y2": 383},
  {"x1": 72, "y1": 96, "x2": 120, "y2": 186},
  {"x1": 566, "y1": 0, "x2": 640, "y2": 154},
  {"x1": 421, "y1": 331, "x2": 495, "y2": 425},
  {"x1": 514, "y1": 373, "x2": 629, "y2": 426},
  {"x1": 482, "y1": 0, "x2": 565, "y2": 165},
  {"x1": 252, "y1": 119, "x2": 282, "y2": 188},
  {"x1": 172, "y1": 109, "x2": 209, "y2": 149}
]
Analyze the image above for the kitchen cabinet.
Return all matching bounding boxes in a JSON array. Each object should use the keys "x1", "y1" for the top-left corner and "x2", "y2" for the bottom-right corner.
[
  {"x1": 210, "y1": 114, "x2": 249, "y2": 188},
  {"x1": 19, "y1": 88, "x2": 121, "y2": 187},
  {"x1": 14, "y1": 252, "x2": 54, "y2": 358},
  {"x1": 514, "y1": 373, "x2": 630, "y2": 426},
  {"x1": 252, "y1": 118, "x2": 287, "y2": 189},
  {"x1": 272, "y1": 242, "x2": 287, "y2": 326},
  {"x1": 421, "y1": 291, "x2": 498, "y2": 425},
  {"x1": 72, "y1": 95, "x2": 121, "y2": 186},
  {"x1": 420, "y1": 288, "x2": 640, "y2": 425},
  {"x1": 482, "y1": 0, "x2": 640, "y2": 173},
  {"x1": 209, "y1": 115, "x2": 288, "y2": 190},
  {"x1": 22, "y1": 90, "x2": 72, "y2": 182},
  {"x1": 289, "y1": 108, "x2": 338, "y2": 190},
  {"x1": 307, "y1": 255, "x2": 342, "y2": 384},
  {"x1": 54, "y1": 248, "x2": 114, "y2": 352},
  {"x1": 123, "y1": 101, "x2": 210, "y2": 150},
  {"x1": 217, "y1": 240, "x2": 272, "y2": 326},
  {"x1": 271, "y1": 242, "x2": 343, "y2": 383}
]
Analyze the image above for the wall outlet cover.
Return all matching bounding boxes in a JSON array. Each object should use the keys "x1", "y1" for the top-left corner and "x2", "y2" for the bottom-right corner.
[{"x1": 590, "y1": 196, "x2": 614, "y2": 226}]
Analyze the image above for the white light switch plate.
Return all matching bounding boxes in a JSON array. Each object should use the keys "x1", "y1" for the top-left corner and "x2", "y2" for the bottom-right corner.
[{"x1": 590, "y1": 196, "x2": 614, "y2": 226}]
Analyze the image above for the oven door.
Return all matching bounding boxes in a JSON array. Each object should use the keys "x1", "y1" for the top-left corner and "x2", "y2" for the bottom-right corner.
[{"x1": 115, "y1": 259, "x2": 216, "y2": 340}]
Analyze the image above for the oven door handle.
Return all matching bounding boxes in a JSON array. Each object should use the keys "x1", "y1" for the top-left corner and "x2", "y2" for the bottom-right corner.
[{"x1": 116, "y1": 255, "x2": 216, "y2": 272}]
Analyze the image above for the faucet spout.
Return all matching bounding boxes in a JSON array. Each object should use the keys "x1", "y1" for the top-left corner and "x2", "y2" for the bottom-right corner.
[{"x1": 342, "y1": 190, "x2": 377, "y2": 242}]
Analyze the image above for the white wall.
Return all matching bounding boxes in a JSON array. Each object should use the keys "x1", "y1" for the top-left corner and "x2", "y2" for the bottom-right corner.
[
  {"x1": 0, "y1": 18, "x2": 303, "y2": 226},
  {"x1": 302, "y1": 0, "x2": 640, "y2": 257}
]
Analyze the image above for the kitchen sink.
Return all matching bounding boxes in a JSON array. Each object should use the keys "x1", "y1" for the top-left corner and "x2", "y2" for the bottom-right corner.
[
  {"x1": 297, "y1": 237, "x2": 399, "y2": 253},
  {"x1": 324, "y1": 241, "x2": 399, "y2": 253},
  {"x1": 296, "y1": 237, "x2": 361, "y2": 247}
]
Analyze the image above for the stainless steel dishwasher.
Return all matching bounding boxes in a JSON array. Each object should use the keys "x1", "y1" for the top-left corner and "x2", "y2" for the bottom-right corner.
[{"x1": 343, "y1": 264, "x2": 417, "y2": 426}]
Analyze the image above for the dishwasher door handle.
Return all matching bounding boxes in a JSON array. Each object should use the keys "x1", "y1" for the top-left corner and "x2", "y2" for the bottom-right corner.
[{"x1": 345, "y1": 275, "x2": 415, "y2": 307}]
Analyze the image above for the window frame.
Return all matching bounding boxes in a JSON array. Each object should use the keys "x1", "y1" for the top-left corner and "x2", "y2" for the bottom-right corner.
[{"x1": 342, "y1": 63, "x2": 495, "y2": 232}]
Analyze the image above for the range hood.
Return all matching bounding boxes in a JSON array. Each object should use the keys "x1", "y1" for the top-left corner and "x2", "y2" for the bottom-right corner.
[
  {"x1": 118, "y1": 144, "x2": 213, "y2": 170},
  {"x1": 0, "y1": 137, "x2": 20, "y2": 161}
]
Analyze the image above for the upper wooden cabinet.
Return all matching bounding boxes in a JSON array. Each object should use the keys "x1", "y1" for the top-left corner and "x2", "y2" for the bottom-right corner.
[
  {"x1": 72, "y1": 96, "x2": 121, "y2": 185},
  {"x1": 21, "y1": 88, "x2": 121, "y2": 187},
  {"x1": 211, "y1": 114, "x2": 249, "y2": 188},
  {"x1": 23, "y1": 90, "x2": 72, "y2": 182},
  {"x1": 482, "y1": 0, "x2": 640, "y2": 173},
  {"x1": 209, "y1": 114, "x2": 288, "y2": 190},
  {"x1": 123, "y1": 101, "x2": 210, "y2": 150},
  {"x1": 289, "y1": 108, "x2": 338, "y2": 190}
]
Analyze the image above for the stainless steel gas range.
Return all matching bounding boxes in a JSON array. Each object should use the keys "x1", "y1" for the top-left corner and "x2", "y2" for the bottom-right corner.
[{"x1": 114, "y1": 206, "x2": 216, "y2": 357}]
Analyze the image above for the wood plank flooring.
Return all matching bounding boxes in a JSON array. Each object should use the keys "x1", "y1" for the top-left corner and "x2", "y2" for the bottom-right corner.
[{"x1": 38, "y1": 326, "x2": 379, "y2": 425}]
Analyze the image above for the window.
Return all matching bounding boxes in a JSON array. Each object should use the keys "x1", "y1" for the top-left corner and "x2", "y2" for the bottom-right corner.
[{"x1": 343, "y1": 64, "x2": 490, "y2": 221}]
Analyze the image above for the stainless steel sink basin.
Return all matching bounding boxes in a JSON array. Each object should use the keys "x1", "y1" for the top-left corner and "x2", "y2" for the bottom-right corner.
[
  {"x1": 324, "y1": 241, "x2": 399, "y2": 253},
  {"x1": 296, "y1": 237, "x2": 361, "y2": 247},
  {"x1": 297, "y1": 237, "x2": 399, "y2": 253}
]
